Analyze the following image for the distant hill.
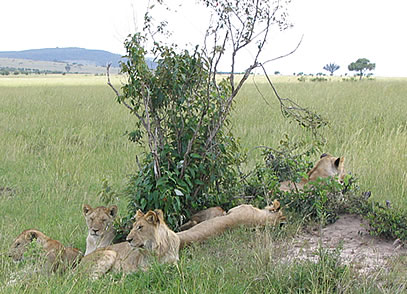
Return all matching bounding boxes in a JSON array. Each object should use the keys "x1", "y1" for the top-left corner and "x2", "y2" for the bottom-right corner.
[{"x1": 0, "y1": 47, "x2": 122, "y2": 67}]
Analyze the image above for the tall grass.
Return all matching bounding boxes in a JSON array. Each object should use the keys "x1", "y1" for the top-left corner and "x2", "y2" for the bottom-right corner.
[
  {"x1": 1, "y1": 75, "x2": 407, "y2": 292},
  {"x1": 233, "y1": 77, "x2": 407, "y2": 207}
]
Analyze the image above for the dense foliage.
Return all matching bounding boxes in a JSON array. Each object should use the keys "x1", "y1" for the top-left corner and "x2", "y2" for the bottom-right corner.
[{"x1": 118, "y1": 34, "x2": 244, "y2": 228}]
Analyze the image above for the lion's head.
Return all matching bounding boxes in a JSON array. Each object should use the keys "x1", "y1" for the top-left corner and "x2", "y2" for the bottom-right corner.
[
  {"x1": 307, "y1": 153, "x2": 345, "y2": 183},
  {"x1": 8, "y1": 229, "x2": 41, "y2": 261},
  {"x1": 126, "y1": 210, "x2": 164, "y2": 251},
  {"x1": 83, "y1": 204, "x2": 118, "y2": 239}
]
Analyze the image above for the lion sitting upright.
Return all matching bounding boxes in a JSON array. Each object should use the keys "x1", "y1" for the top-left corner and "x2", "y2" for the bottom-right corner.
[
  {"x1": 80, "y1": 209, "x2": 180, "y2": 279},
  {"x1": 82, "y1": 204, "x2": 118, "y2": 256},
  {"x1": 279, "y1": 153, "x2": 346, "y2": 192},
  {"x1": 8, "y1": 229, "x2": 82, "y2": 272}
]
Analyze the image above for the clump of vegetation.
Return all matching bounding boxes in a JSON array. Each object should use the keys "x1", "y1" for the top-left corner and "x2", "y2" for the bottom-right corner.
[
  {"x1": 360, "y1": 201, "x2": 407, "y2": 241},
  {"x1": 323, "y1": 62, "x2": 340, "y2": 76},
  {"x1": 240, "y1": 142, "x2": 359, "y2": 226},
  {"x1": 110, "y1": 0, "x2": 307, "y2": 229},
  {"x1": 348, "y1": 58, "x2": 376, "y2": 80},
  {"x1": 311, "y1": 76, "x2": 328, "y2": 82},
  {"x1": 0, "y1": 66, "x2": 64, "y2": 75}
]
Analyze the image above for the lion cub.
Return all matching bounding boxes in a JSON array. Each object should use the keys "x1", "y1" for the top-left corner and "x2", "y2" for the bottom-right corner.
[
  {"x1": 83, "y1": 204, "x2": 118, "y2": 256},
  {"x1": 9, "y1": 229, "x2": 82, "y2": 272}
]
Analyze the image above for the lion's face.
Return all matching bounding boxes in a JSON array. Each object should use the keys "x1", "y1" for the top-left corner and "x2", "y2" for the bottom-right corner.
[
  {"x1": 126, "y1": 210, "x2": 162, "y2": 250},
  {"x1": 308, "y1": 153, "x2": 345, "y2": 183},
  {"x1": 83, "y1": 205, "x2": 118, "y2": 239},
  {"x1": 9, "y1": 230, "x2": 39, "y2": 261}
]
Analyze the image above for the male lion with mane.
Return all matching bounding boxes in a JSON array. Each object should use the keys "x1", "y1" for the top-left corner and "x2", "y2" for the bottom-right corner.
[{"x1": 9, "y1": 229, "x2": 82, "y2": 272}]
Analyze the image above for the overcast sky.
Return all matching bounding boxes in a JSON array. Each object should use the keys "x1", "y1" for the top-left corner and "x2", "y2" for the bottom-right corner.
[{"x1": 2, "y1": 0, "x2": 407, "y2": 76}]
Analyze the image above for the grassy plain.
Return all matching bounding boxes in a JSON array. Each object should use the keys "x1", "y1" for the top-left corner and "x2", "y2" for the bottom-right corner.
[{"x1": 1, "y1": 75, "x2": 407, "y2": 292}]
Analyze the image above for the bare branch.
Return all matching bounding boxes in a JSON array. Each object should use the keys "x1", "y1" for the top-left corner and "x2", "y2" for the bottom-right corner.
[
  {"x1": 107, "y1": 63, "x2": 134, "y2": 113},
  {"x1": 262, "y1": 34, "x2": 304, "y2": 65}
]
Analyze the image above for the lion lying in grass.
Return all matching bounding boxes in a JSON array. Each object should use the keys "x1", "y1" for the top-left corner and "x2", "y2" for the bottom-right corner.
[
  {"x1": 279, "y1": 153, "x2": 346, "y2": 192},
  {"x1": 179, "y1": 206, "x2": 225, "y2": 231},
  {"x1": 80, "y1": 209, "x2": 180, "y2": 279},
  {"x1": 81, "y1": 201, "x2": 284, "y2": 278},
  {"x1": 9, "y1": 201, "x2": 285, "y2": 279},
  {"x1": 177, "y1": 200, "x2": 285, "y2": 248},
  {"x1": 82, "y1": 204, "x2": 118, "y2": 255},
  {"x1": 8, "y1": 229, "x2": 82, "y2": 272}
]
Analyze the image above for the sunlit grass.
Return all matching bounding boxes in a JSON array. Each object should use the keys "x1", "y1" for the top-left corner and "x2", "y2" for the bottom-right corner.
[{"x1": 1, "y1": 75, "x2": 407, "y2": 292}]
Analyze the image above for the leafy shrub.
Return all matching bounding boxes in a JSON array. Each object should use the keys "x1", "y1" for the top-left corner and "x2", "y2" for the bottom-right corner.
[
  {"x1": 311, "y1": 77, "x2": 328, "y2": 82},
  {"x1": 364, "y1": 202, "x2": 407, "y2": 240},
  {"x1": 117, "y1": 34, "x2": 244, "y2": 229}
]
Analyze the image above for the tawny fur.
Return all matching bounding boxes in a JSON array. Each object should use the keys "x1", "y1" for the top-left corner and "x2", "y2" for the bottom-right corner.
[
  {"x1": 8, "y1": 229, "x2": 82, "y2": 272},
  {"x1": 179, "y1": 206, "x2": 225, "y2": 231},
  {"x1": 80, "y1": 209, "x2": 180, "y2": 279},
  {"x1": 279, "y1": 153, "x2": 346, "y2": 192},
  {"x1": 177, "y1": 200, "x2": 285, "y2": 248},
  {"x1": 83, "y1": 204, "x2": 117, "y2": 256}
]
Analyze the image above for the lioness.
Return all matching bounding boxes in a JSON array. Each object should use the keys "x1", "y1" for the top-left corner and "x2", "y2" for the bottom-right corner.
[
  {"x1": 177, "y1": 200, "x2": 285, "y2": 248},
  {"x1": 9, "y1": 229, "x2": 82, "y2": 272},
  {"x1": 279, "y1": 153, "x2": 345, "y2": 192},
  {"x1": 83, "y1": 204, "x2": 118, "y2": 256},
  {"x1": 179, "y1": 206, "x2": 225, "y2": 231},
  {"x1": 81, "y1": 209, "x2": 180, "y2": 279}
]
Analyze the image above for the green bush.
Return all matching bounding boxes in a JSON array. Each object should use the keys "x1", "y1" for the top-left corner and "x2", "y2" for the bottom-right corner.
[
  {"x1": 118, "y1": 34, "x2": 244, "y2": 229},
  {"x1": 364, "y1": 202, "x2": 407, "y2": 240}
]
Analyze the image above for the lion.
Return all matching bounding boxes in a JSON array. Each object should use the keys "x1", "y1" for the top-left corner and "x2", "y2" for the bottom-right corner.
[
  {"x1": 80, "y1": 209, "x2": 180, "y2": 279},
  {"x1": 179, "y1": 206, "x2": 225, "y2": 231},
  {"x1": 279, "y1": 153, "x2": 345, "y2": 192},
  {"x1": 83, "y1": 204, "x2": 118, "y2": 256},
  {"x1": 81, "y1": 203, "x2": 284, "y2": 279},
  {"x1": 177, "y1": 200, "x2": 285, "y2": 248},
  {"x1": 8, "y1": 229, "x2": 82, "y2": 272}
]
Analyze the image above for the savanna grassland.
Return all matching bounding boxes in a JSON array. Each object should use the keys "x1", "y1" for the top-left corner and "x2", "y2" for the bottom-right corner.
[{"x1": 1, "y1": 75, "x2": 407, "y2": 293}]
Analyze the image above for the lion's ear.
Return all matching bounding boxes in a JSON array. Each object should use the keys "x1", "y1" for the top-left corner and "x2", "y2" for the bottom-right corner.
[
  {"x1": 135, "y1": 210, "x2": 144, "y2": 220},
  {"x1": 83, "y1": 204, "x2": 92, "y2": 216},
  {"x1": 109, "y1": 205, "x2": 118, "y2": 218},
  {"x1": 320, "y1": 153, "x2": 328, "y2": 158},
  {"x1": 272, "y1": 200, "x2": 281, "y2": 211},
  {"x1": 334, "y1": 157, "x2": 341, "y2": 168},
  {"x1": 154, "y1": 209, "x2": 164, "y2": 223},
  {"x1": 145, "y1": 211, "x2": 159, "y2": 225}
]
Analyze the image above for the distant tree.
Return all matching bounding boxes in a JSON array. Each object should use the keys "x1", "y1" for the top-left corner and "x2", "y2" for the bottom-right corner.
[
  {"x1": 274, "y1": 71, "x2": 280, "y2": 75},
  {"x1": 348, "y1": 58, "x2": 375, "y2": 80},
  {"x1": 323, "y1": 63, "x2": 340, "y2": 76},
  {"x1": 65, "y1": 64, "x2": 71, "y2": 73}
]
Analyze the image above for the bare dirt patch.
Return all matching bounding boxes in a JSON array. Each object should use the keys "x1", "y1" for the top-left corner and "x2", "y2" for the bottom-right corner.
[{"x1": 284, "y1": 214, "x2": 407, "y2": 274}]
